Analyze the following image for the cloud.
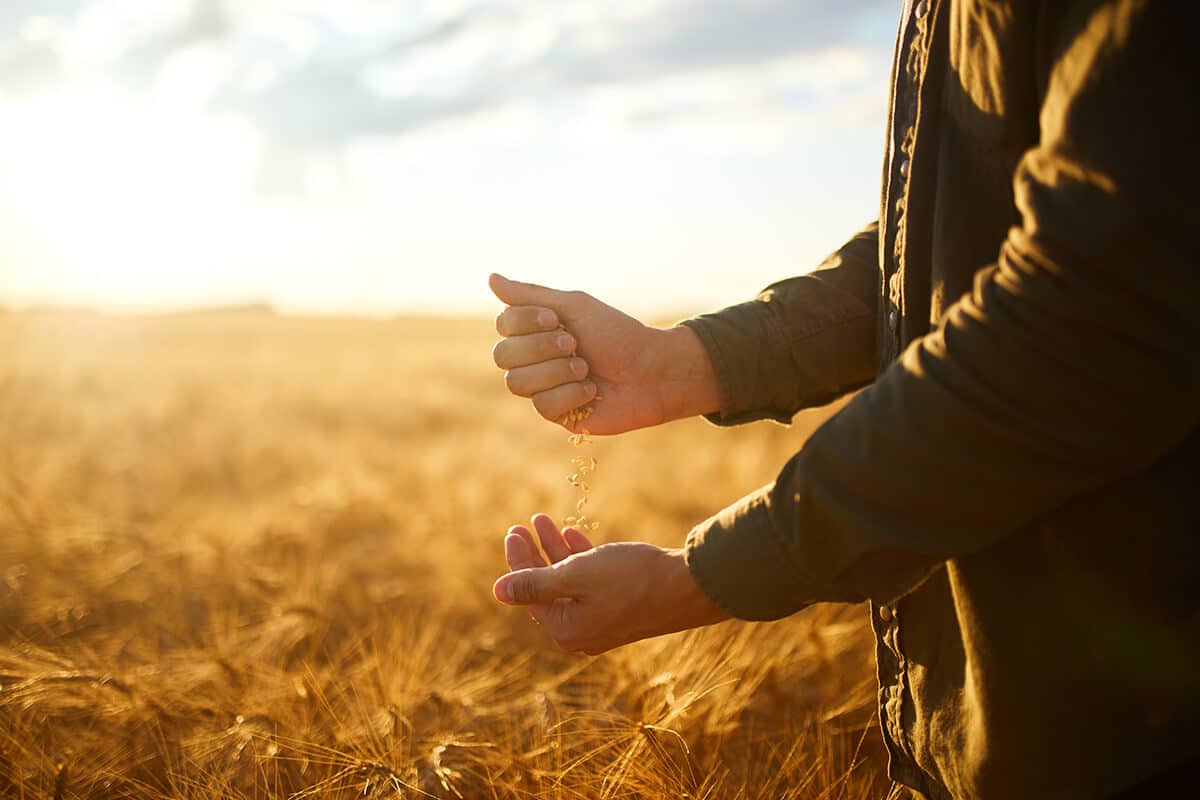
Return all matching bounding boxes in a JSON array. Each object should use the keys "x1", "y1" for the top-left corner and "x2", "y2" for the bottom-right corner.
[
  {"x1": 0, "y1": 0, "x2": 895, "y2": 190},
  {"x1": 207, "y1": 1, "x2": 892, "y2": 151},
  {"x1": 112, "y1": 0, "x2": 229, "y2": 89},
  {"x1": 0, "y1": 0, "x2": 83, "y2": 37},
  {"x1": 0, "y1": 0, "x2": 227, "y2": 94},
  {"x1": 539, "y1": 0, "x2": 888, "y2": 87},
  {"x1": 0, "y1": 41, "x2": 62, "y2": 95},
  {"x1": 0, "y1": 1, "x2": 82, "y2": 95}
]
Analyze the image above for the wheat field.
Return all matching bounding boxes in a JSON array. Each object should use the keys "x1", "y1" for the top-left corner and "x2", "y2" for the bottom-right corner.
[{"x1": 0, "y1": 309, "x2": 892, "y2": 799}]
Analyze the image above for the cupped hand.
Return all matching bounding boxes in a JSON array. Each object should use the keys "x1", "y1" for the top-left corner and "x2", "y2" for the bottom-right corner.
[
  {"x1": 492, "y1": 514, "x2": 729, "y2": 655},
  {"x1": 489, "y1": 274, "x2": 720, "y2": 434}
]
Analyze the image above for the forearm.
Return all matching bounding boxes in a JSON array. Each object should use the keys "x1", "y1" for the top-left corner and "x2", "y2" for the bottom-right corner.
[
  {"x1": 685, "y1": 2, "x2": 1200, "y2": 617},
  {"x1": 681, "y1": 223, "x2": 880, "y2": 426}
]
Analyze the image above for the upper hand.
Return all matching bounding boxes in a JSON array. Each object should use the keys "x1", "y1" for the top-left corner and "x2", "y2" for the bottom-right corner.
[
  {"x1": 488, "y1": 273, "x2": 720, "y2": 433},
  {"x1": 492, "y1": 514, "x2": 730, "y2": 655}
]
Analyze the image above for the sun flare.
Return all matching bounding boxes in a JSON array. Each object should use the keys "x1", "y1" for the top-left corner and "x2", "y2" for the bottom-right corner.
[{"x1": 0, "y1": 87, "x2": 259, "y2": 306}]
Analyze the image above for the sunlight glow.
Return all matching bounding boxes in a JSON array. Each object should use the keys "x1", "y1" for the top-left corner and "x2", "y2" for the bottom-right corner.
[
  {"x1": 1, "y1": 87, "x2": 259, "y2": 306},
  {"x1": 0, "y1": 1, "x2": 895, "y2": 317}
]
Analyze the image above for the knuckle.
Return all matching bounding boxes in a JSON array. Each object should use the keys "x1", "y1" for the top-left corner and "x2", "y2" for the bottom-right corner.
[{"x1": 494, "y1": 311, "x2": 509, "y2": 336}]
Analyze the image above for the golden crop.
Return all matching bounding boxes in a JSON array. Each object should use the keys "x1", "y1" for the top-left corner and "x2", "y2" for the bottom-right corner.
[{"x1": 0, "y1": 309, "x2": 889, "y2": 799}]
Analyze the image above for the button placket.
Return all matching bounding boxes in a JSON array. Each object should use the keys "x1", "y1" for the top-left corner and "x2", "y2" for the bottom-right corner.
[
  {"x1": 886, "y1": 1, "x2": 931, "y2": 355},
  {"x1": 888, "y1": 269, "x2": 903, "y2": 336},
  {"x1": 874, "y1": 0, "x2": 940, "y2": 782},
  {"x1": 872, "y1": 599, "x2": 910, "y2": 764},
  {"x1": 884, "y1": 604, "x2": 914, "y2": 759}
]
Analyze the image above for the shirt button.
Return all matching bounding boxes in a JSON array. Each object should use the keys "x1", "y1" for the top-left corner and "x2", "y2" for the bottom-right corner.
[
  {"x1": 888, "y1": 309, "x2": 899, "y2": 332},
  {"x1": 899, "y1": 157, "x2": 910, "y2": 178},
  {"x1": 915, "y1": 0, "x2": 929, "y2": 18},
  {"x1": 879, "y1": 605, "x2": 894, "y2": 623}
]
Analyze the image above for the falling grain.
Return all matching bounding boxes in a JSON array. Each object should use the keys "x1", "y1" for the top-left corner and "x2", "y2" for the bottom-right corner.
[{"x1": 553, "y1": 324, "x2": 601, "y2": 534}]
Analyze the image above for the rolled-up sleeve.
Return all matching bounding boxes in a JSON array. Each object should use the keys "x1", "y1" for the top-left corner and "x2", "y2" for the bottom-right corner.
[
  {"x1": 686, "y1": 1, "x2": 1200, "y2": 619},
  {"x1": 680, "y1": 223, "x2": 879, "y2": 426}
]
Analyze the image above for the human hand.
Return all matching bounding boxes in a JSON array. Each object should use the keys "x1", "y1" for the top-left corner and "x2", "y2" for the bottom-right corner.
[
  {"x1": 488, "y1": 274, "x2": 720, "y2": 433},
  {"x1": 492, "y1": 514, "x2": 730, "y2": 655}
]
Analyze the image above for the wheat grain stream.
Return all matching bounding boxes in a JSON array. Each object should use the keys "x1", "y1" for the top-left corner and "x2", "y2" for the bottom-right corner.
[{"x1": 0, "y1": 310, "x2": 893, "y2": 799}]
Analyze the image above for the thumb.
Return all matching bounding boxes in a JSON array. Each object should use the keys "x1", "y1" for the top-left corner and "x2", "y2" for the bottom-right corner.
[
  {"x1": 494, "y1": 566, "x2": 569, "y2": 606},
  {"x1": 489, "y1": 273, "x2": 569, "y2": 308}
]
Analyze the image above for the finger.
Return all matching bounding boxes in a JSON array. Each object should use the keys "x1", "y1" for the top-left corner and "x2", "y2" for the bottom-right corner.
[
  {"x1": 505, "y1": 528, "x2": 547, "y2": 571},
  {"x1": 532, "y1": 513, "x2": 571, "y2": 563},
  {"x1": 492, "y1": 331, "x2": 577, "y2": 370},
  {"x1": 505, "y1": 358, "x2": 589, "y2": 398},
  {"x1": 562, "y1": 527, "x2": 595, "y2": 554},
  {"x1": 494, "y1": 566, "x2": 567, "y2": 606},
  {"x1": 504, "y1": 532, "x2": 534, "y2": 570},
  {"x1": 531, "y1": 381, "x2": 599, "y2": 423},
  {"x1": 489, "y1": 273, "x2": 571, "y2": 308},
  {"x1": 512, "y1": 525, "x2": 540, "y2": 562},
  {"x1": 495, "y1": 305, "x2": 559, "y2": 337}
]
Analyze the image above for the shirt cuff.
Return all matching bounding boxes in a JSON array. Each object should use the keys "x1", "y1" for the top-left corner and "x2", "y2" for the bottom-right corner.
[
  {"x1": 680, "y1": 313, "x2": 794, "y2": 427},
  {"x1": 683, "y1": 485, "x2": 813, "y2": 621},
  {"x1": 680, "y1": 285, "x2": 874, "y2": 427}
]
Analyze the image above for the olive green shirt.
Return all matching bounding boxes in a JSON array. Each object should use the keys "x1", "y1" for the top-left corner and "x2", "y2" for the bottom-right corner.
[{"x1": 680, "y1": 2, "x2": 1200, "y2": 797}]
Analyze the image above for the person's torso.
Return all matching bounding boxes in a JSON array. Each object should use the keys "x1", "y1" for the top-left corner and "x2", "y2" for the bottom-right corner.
[{"x1": 873, "y1": 2, "x2": 1200, "y2": 797}]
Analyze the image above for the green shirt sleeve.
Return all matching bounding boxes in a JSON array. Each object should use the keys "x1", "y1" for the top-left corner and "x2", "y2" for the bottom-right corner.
[
  {"x1": 679, "y1": 223, "x2": 879, "y2": 427},
  {"x1": 685, "y1": 1, "x2": 1200, "y2": 621}
]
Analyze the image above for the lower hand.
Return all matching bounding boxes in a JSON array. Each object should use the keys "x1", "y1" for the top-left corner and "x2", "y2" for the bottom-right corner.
[{"x1": 493, "y1": 514, "x2": 730, "y2": 655}]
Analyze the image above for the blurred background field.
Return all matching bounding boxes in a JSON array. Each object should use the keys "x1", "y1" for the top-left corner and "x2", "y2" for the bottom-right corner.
[
  {"x1": 0, "y1": 308, "x2": 887, "y2": 799},
  {"x1": 0, "y1": 2, "x2": 901, "y2": 794}
]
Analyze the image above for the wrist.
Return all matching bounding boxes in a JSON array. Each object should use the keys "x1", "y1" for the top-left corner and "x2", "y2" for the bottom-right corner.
[
  {"x1": 662, "y1": 547, "x2": 731, "y2": 630},
  {"x1": 652, "y1": 325, "x2": 721, "y2": 421}
]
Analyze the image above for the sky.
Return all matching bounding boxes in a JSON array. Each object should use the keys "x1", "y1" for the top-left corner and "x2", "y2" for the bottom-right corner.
[{"x1": 0, "y1": 0, "x2": 897, "y2": 318}]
